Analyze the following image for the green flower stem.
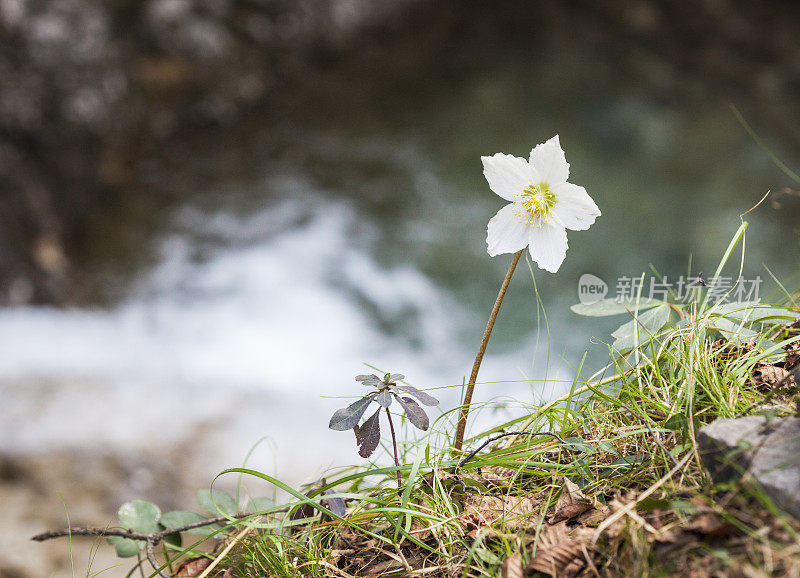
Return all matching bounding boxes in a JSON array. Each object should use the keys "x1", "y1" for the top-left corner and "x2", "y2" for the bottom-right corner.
[
  {"x1": 385, "y1": 408, "x2": 402, "y2": 489},
  {"x1": 454, "y1": 249, "x2": 524, "y2": 451}
]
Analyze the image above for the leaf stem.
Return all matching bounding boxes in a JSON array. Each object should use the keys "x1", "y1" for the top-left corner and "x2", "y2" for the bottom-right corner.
[
  {"x1": 454, "y1": 249, "x2": 523, "y2": 451},
  {"x1": 385, "y1": 408, "x2": 402, "y2": 489}
]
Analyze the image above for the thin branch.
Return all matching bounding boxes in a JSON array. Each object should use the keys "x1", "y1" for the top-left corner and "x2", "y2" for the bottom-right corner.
[
  {"x1": 31, "y1": 512, "x2": 253, "y2": 543},
  {"x1": 455, "y1": 249, "x2": 523, "y2": 451},
  {"x1": 146, "y1": 539, "x2": 168, "y2": 578},
  {"x1": 455, "y1": 431, "x2": 564, "y2": 470}
]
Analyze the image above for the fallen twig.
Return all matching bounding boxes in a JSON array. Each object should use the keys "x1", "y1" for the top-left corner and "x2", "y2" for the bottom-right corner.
[
  {"x1": 31, "y1": 512, "x2": 252, "y2": 543},
  {"x1": 32, "y1": 511, "x2": 260, "y2": 576}
]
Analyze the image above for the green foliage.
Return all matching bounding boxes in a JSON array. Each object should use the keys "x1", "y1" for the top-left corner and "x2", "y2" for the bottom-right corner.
[
  {"x1": 106, "y1": 500, "x2": 161, "y2": 557},
  {"x1": 107, "y1": 535, "x2": 142, "y2": 558},
  {"x1": 197, "y1": 489, "x2": 238, "y2": 516},
  {"x1": 118, "y1": 499, "x2": 161, "y2": 533}
]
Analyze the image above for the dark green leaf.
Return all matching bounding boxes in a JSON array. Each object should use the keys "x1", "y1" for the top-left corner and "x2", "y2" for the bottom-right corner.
[
  {"x1": 611, "y1": 303, "x2": 671, "y2": 350},
  {"x1": 160, "y1": 510, "x2": 208, "y2": 535},
  {"x1": 354, "y1": 409, "x2": 381, "y2": 458},
  {"x1": 107, "y1": 536, "x2": 143, "y2": 558},
  {"x1": 714, "y1": 302, "x2": 799, "y2": 322},
  {"x1": 562, "y1": 436, "x2": 594, "y2": 454},
  {"x1": 329, "y1": 395, "x2": 374, "y2": 430},
  {"x1": 118, "y1": 500, "x2": 161, "y2": 534},
  {"x1": 571, "y1": 298, "x2": 664, "y2": 317},
  {"x1": 396, "y1": 385, "x2": 439, "y2": 406},
  {"x1": 396, "y1": 396, "x2": 429, "y2": 431},
  {"x1": 164, "y1": 532, "x2": 182, "y2": 548},
  {"x1": 197, "y1": 489, "x2": 237, "y2": 516},
  {"x1": 245, "y1": 497, "x2": 273, "y2": 514}
]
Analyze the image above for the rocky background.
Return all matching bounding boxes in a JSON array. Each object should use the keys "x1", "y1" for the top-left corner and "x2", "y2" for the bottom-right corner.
[
  {"x1": 0, "y1": 0, "x2": 420, "y2": 305},
  {"x1": 2, "y1": 0, "x2": 800, "y2": 306}
]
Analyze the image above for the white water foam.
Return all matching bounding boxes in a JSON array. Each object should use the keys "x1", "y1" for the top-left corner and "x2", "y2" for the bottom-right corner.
[{"x1": 0, "y1": 195, "x2": 569, "y2": 482}]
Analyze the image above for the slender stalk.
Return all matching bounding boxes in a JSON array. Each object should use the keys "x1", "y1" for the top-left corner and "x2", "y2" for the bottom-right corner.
[
  {"x1": 454, "y1": 249, "x2": 523, "y2": 451},
  {"x1": 385, "y1": 408, "x2": 402, "y2": 489}
]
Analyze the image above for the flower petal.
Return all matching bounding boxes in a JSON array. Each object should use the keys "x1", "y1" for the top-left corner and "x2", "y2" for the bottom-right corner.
[
  {"x1": 481, "y1": 153, "x2": 536, "y2": 201},
  {"x1": 527, "y1": 222, "x2": 568, "y2": 273},
  {"x1": 529, "y1": 135, "x2": 569, "y2": 185},
  {"x1": 486, "y1": 203, "x2": 530, "y2": 256},
  {"x1": 551, "y1": 182, "x2": 601, "y2": 231}
]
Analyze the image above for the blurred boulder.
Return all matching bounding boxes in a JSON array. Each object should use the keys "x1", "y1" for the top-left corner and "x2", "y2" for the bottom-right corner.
[{"x1": 698, "y1": 415, "x2": 800, "y2": 518}]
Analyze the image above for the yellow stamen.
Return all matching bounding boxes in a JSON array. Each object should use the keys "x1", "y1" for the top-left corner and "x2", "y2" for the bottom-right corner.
[{"x1": 514, "y1": 183, "x2": 555, "y2": 227}]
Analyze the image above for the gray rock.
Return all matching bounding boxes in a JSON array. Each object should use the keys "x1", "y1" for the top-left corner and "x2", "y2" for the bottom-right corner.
[{"x1": 698, "y1": 415, "x2": 800, "y2": 517}]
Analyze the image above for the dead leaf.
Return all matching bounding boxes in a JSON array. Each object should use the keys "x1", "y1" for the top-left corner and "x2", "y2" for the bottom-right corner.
[
  {"x1": 501, "y1": 552, "x2": 523, "y2": 578},
  {"x1": 578, "y1": 502, "x2": 610, "y2": 526},
  {"x1": 753, "y1": 365, "x2": 793, "y2": 390},
  {"x1": 527, "y1": 522, "x2": 585, "y2": 577},
  {"x1": 461, "y1": 494, "x2": 542, "y2": 533},
  {"x1": 551, "y1": 478, "x2": 595, "y2": 523},
  {"x1": 174, "y1": 557, "x2": 213, "y2": 577},
  {"x1": 409, "y1": 517, "x2": 433, "y2": 542}
]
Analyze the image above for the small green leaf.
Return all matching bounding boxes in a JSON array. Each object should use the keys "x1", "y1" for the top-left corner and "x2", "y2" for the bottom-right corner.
[
  {"x1": 563, "y1": 437, "x2": 595, "y2": 454},
  {"x1": 160, "y1": 509, "x2": 207, "y2": 528},
  {"x1": 162, "y1": 509, "x2": 218, "y2": 536},
  {"x1": 164, "y1": 532, "x2": 182, "y2": 548},
  {"x1": 245, "y1": 497, "x2": 274, "y2": 514},
  {"x1": 712, "y1": 317, "x2": 764, "y2": 343},
  {"x1": 107, "y1": 536, "x2": 143, "y2": 558},
  {"x1": 714, "y1": 302, "x2": 800, "y2": 322},
  {"x1": 118, "y1": 500, "x2": 161, "y2": 534},
  {"x1": 611, "y1": 304, "x2": 671, "y2": 350},
  {"x1": 571, "y1": 298, "x2": 664, "y2": 317},
  {"x1": 598, "y1": 440, "x2": 618, "y2": 455},
  {"x1": 474, "y1": 547, "x2": 501, "y2": 565},
  {"x1": 197, "y1": 489, "x2": 237, "y2": 516}
]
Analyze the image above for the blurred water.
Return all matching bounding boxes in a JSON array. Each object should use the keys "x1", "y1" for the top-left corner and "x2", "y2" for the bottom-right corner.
[{"x1": 2, "y1": 28, "x2": 800, "y2": 484}]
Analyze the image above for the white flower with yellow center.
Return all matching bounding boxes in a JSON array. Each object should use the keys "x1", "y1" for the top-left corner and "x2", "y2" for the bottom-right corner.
[{"x1": 482, "y1": 135, "x2": 600, "y2": 272}]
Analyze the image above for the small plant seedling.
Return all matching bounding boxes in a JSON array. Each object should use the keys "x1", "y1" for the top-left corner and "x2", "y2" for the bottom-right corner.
[{"x1": 329, "y1": 373, "x2": 439, "y2": 488}]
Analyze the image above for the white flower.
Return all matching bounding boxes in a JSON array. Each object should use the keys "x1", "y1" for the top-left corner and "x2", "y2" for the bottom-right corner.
[{"x1": 482, "y1": 135, "x2": 600, "y2": 273}]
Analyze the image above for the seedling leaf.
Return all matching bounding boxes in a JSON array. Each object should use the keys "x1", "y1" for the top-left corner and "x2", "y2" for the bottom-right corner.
[
  {"x1": 329, "y1": 395, "x2": 374, "y2": 430},
  {"x1": 355, "y1": 374, "x2": 382, "y2": 386},
  {"x1": 354, "y1": 409, "x2": 381, "y2": 458},
  {"x1": 396, "y1": 385, "x2": 439, "y2": 406},
  {"x1": 375, "y1": 389, "x2": 392, "y2": 408},
  {"x1": 397, "y1": 396, "x2": 429, "y2": 431}
]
